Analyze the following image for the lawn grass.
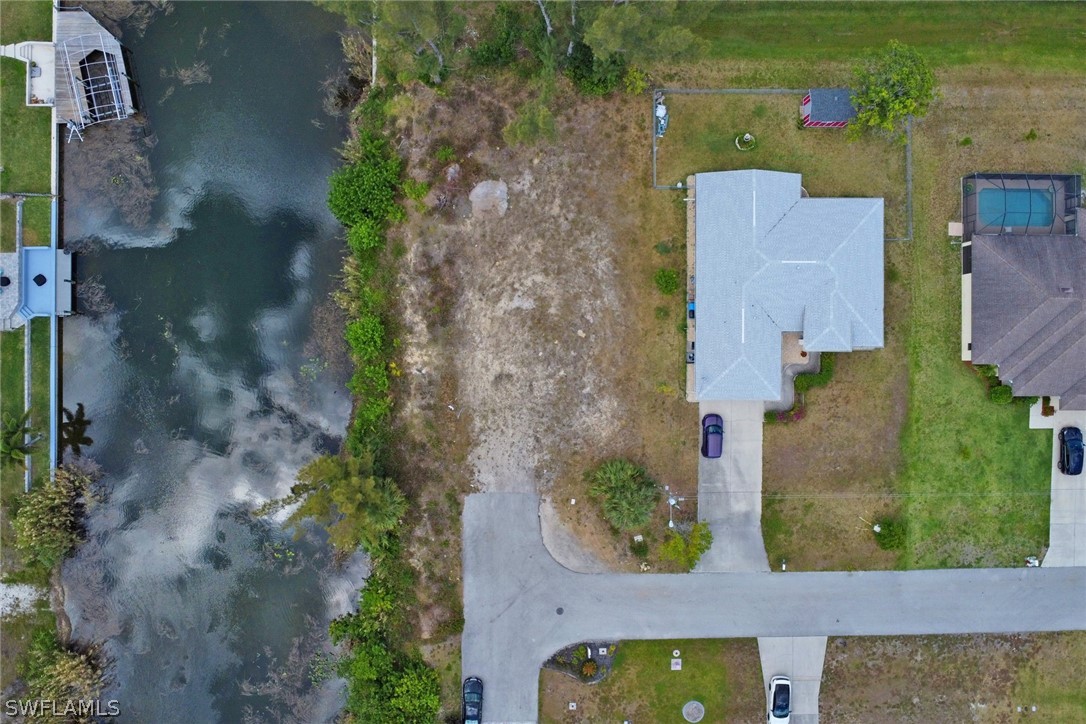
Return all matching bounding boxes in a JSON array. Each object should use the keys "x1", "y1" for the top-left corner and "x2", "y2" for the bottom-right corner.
[
  {"x1": 0, "y1": 600, "x2": 56, "y2": 692},
  {"x1": 0, "y1": 57, "x2": 52, "y2": 194},
  {"x1": 681, "y1": 2, "x2": 1086, "y2": 73},
  {"x1": 656, "y1": 94, "x2": 907, "y2": 237},
  {"x1": 540, "y1": 639, "x2": 763, "y2": 723},
  {"x1": 1010, "y1": 632, "x2": 1086, "y2": 719},
  {"x1": 29, "y1": 317, "x2": 50, "y2": 476},
  {"x1": 0, "y1": 1, "x2": 51, "y2": 45},
  {"x1": 0, "y1": 199, "x2": 14, "y2": 252},
  {"x1": 0, "y1": 197, "x2": 51, "y2": 251}
]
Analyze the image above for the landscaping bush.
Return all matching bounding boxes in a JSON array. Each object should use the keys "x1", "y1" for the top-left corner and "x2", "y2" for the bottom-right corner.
[
  {"x1": 565, "y1": 42, "x2": 625, "y2": 96},
  {"x1": 794, "y1": 353, "x2": 835, "y2": 393},
  {"x1": 630, "y1": 537, "x2": 649, "y2": 558},
  {"x1": 13, "y1": 468, "x2": 92, "y2": 569},
  {"x1": 23, "y1": 629, "x2": 105, "y2": 713},
  {"x1": 589, "y1": 460, "x2": 659, "y2": 530},
  {"x1": 989, "y1": 384, "x2": 1014, "y2": 404},
  {"x1": 470, "y1": 2, "x2": 525, "y2": 68},
  {"x1": 653, "y1": 268, "x2": 681, "y2": 295},
  {"x1": 327, "y1": 145, "x2": 402, "y2": 231},
  {"x1": 581, "y1": 660, "x2": 598, "y2": 678},
  {"x1": 659, "y1": 522, "x2": 713, "y2": 570},
  {"x1": 874, "y1": 516, "x2": 907, "y2": 551},
  {"x1": 623, "y1": 66, "x2": 649, "y2": 96}
]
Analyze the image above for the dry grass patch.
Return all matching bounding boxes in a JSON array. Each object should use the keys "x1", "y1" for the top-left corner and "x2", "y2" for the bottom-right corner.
[{"x1": 821, "y1": 633, "x2": 1086, "y2": 723}]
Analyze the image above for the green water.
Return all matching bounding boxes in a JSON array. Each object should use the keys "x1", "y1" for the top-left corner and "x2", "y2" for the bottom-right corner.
[{"x1": 61, "y1": 4, "x2": 360, "y2": 721}]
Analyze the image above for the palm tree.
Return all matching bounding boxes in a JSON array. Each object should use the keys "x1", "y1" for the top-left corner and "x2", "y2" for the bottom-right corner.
[
  {"x1": 1, "y1": 410, "x2": 39, "y2": 470},
  {"x1": 61, "y1": 403, "x2": 94, "y2": 458}
]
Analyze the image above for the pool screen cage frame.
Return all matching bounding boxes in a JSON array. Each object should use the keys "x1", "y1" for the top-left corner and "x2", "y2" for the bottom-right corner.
[
  {"x1": 60, "y1": 33, "x2": 134, "y2": 130},
  {"x1": 961, "y1": 172, "x2": 1081, "y2": 241}
]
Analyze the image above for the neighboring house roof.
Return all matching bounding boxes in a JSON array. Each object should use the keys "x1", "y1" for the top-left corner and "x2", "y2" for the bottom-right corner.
[
  {"x1": 971, "y1": 233, "x2": 1086, "y2": 410},
  {"x1": 694, "y1": 170, "x2": 884, "y2": 401},
  {"x1": 801, "y1": 89, "x2": 856, "y2": 128}
]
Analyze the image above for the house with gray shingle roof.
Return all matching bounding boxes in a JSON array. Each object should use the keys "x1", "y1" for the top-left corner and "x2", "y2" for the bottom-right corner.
[
  {"x1": 689, "y1": 170, "x2": 884, "y2": 402},
  {"x1": 964, "y1": 209, "x2": 1086, "y2": 411}
]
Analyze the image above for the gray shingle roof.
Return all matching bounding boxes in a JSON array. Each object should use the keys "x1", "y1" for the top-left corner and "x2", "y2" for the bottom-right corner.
[
  {"x1": 971, "y1": 234, "x2": 1086, "y2": 410},
  {"x1": 694, "y1": 170, "x2": 884, "y2": 401},
  {"x1": 809, "y1": 88, "x2": 857, "y2": 123}
]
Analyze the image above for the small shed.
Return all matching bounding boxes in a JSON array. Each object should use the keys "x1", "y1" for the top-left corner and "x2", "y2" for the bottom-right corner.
[{"x1": 800, "y1": 88, "x2": 856, "y2": 128}]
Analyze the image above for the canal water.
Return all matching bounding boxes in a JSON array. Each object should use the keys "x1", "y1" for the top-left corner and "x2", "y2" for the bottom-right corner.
[{"x1": 60, "y1": 4, "x2": 361, "y2": 721}]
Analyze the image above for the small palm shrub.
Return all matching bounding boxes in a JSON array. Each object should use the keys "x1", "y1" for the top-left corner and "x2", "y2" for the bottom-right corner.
[{"x1": 589, "y1": 460, "x2": 659, "y2": 530}]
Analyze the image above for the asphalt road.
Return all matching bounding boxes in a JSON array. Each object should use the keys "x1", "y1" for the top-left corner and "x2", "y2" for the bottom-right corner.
[{"x1": 463, "y1": 493, "x2": 1086, "y2": 724}]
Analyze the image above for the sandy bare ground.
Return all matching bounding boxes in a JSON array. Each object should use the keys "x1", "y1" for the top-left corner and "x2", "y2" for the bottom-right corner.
[{"x1": 392, "y1": 81, "x2": 646, "y2": 575}]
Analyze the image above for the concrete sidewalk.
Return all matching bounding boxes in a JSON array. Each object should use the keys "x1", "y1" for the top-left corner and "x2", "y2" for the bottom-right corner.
[
  {"x1": 463, "y1": 493, "x2": 1086, "y2": 723},
  {"x1": 695, "y1": 400, "x2": 769, "y2": 572}
]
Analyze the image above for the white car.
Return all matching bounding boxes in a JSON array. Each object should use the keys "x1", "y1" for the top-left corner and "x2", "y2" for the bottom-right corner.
[{"x1": 768, "y1": 675, "x2": 791, "y2": 723}]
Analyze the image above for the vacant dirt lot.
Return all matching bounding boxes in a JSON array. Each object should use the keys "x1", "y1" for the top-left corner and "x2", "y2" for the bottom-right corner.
[{"x1": 821, "y1": 632, "x2": 1086, "y2": 723}]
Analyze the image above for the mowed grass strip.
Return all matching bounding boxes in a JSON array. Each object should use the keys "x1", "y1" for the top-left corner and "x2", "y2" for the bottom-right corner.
[
  {"x1": 0, "y1": 197, "x2": 51, "y2": 251},
  {"x1": 681, "y1": 2, "x2": 1086, "y2": 72},
  {"x1": 0, "y1": 57, "x2": 52, "y2": 193},
  {"x1": 0, "y1": 1, "x2": 51, "y2": 44},
  {"x1": 540, "y1": 639, "x2": 763, "y2": 723}
]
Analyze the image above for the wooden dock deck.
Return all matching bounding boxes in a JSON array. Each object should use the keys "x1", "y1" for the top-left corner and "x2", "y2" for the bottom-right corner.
[{"x1": 54, "y1": 9, "x2": 134, "y2": 128}]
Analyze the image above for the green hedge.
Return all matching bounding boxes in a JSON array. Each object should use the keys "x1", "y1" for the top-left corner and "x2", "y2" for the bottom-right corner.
[{"x1": 794, "y1": 352, "x2": 835, "y2": 393}]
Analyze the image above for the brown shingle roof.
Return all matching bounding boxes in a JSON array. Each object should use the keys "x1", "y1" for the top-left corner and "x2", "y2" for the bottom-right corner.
[{"x1": 971, "y1": 234, "x2": 1086, "y2": 410}]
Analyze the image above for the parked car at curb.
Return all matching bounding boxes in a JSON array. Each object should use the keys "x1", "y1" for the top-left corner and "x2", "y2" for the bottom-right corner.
[
  {"x1": 463, "y1": 676, "x2": 483, "y2": 724},
  {"x1": 1058, "y1": 427, "x2": 1083, "y2": 476},
  {"x1": 701, "y1": 414, "x2": 723, "y2": 459},
  {"x1": 768, "y1": 675, "x2": 791, "y2": 723}
]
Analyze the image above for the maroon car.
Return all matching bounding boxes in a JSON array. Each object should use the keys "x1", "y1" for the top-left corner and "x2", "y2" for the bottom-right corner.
[{"x1": 701, "y1": 414, "x2": 723, "y2": 458}]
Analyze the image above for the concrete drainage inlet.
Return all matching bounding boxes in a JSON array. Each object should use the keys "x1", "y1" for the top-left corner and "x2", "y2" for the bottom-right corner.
[{"x1": 682, "y1": 700, "x2": 705, "y2": 722}]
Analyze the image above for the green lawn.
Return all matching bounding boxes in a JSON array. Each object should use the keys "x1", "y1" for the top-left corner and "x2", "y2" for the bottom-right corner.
[
  {"x1": 0, "y1": 322, "x2": 52, "y2": 575},
  {"x1": 899, "y1": 162, "x2": 1051, "y2": 569},
  {"x1": 656, "y1": 93, "x2": 907, "y2": 236},
  {"x1": 0, "y1": 1, "x2": 51, "y2": 44},
  {"x1": 1011, "y1": 633, "x2": 1086, "y2": 719},
  {"x1": 540, "y1": 639, "x2": 763, "y2": 722},
  {"x1": 682, "y1": 2, "x2": 1086, "y2": 73},
  {"x1": 0, "y1": 197, "x2": 51, "y2": 251},
  {"x1": 0, "y1": 57, "x2": 52, "y2": 194}
]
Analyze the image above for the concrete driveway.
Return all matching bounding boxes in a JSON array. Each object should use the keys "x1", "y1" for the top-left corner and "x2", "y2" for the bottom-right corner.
[
  {"x1": 462, "y1": 493, "x2": 1086, "y2": 723},
  {"x1": 695, "y1": 400, "x2": 769, "y2": 572},
  {"x1": 1030, "y1": 403, "x2": 1086, "y2": 567},
  {"x1": 758, "y1": 637, "x2": 827, "y2": 724}
]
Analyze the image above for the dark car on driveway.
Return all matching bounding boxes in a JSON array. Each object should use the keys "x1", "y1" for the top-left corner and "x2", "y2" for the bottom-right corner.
[
  {"x1": 1059, "y1": 427, "x2": 1084, "y2": 476},
  {"x1": 701, "y1": 414, "x2": 724, "y2": 458},
  {"x1": 463, "y1": 676, "x2": 483, "y2": 724}
]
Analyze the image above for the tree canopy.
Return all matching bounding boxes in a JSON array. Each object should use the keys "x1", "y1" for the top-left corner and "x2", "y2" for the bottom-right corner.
[
  {"x1": 848, "y1": 40, "x2": 936, "y2": 141},
  {"x1": 259, "y1": 453, "x2": 406, "y2": 553},
  {"x1": 582, "y1": 0, "x2": 707, "y2": 66}
]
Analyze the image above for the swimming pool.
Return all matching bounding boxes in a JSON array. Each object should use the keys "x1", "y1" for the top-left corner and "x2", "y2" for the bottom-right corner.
[{"x1": 978, "y1": 187, "x2": 1054, "y2": 229}]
